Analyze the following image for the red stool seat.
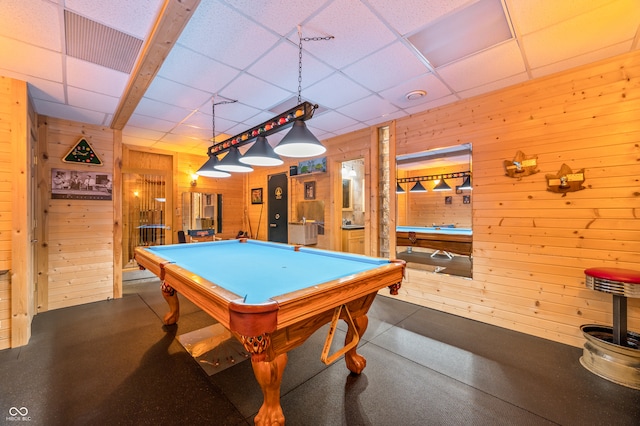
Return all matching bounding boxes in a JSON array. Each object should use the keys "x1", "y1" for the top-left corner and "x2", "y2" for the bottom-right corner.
[
  {"x1": 585, "y1": 268, "x2": 640, "y2": 298},
  {"x1": 584, "y1": 268, "x2": 640, "y2": 346}
]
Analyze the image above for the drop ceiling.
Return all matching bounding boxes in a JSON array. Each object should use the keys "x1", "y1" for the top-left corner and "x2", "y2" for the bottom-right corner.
[{"x1": 0, "y1": 0, "x2": 638, "y2": 156}]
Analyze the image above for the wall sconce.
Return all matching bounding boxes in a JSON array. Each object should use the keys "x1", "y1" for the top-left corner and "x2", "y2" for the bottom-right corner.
[
  {"x1": 190, "y1": 173, "x2": 198, "y2": 187},
  {"x1": 546, "y1": 164, "x2": 585, "y2": 194},
  {"x1": 504, "y1": 150, "x2": 538, "y2": 178}
]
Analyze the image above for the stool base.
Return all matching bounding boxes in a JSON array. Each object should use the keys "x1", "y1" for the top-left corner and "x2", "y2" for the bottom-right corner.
[{"x1": 580, "y1": 325, "x2": 640, "y2": 390}]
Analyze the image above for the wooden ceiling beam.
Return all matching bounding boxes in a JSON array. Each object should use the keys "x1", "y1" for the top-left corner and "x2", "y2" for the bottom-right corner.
[{"x1": 110, "y1": 0, "x2": 201, "y2": 130}]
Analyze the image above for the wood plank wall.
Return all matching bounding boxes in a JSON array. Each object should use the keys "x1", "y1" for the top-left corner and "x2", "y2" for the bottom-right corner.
[
  {"x1": 39, "y1": 117, "x2": 115, "y2": 310},
  {"x1": 393, "y1": 50, "x2": 640, "y2": 347}
]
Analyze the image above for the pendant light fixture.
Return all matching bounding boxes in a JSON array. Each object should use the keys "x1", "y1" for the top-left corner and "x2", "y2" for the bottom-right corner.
[
  {"x1": 214, "y1": 146, "x2": 253, "y2": 173},
  {"x1": 396, "y1": 182, "x2": 405, "y2": 193},
  {"x1": 239, "y1": 136, "x2": 283, "y2": 166},
  {"x1": 432, "y1": 178, "x2": 452, "y2": 191},
  {"x1": 457, "y1": 175, "x2": 472, "y2": 190},
  {"x1": 196, "y1": 153, "x2": 230, "y2": 178},
  {"x1": 197, "y1": 96, "x2": 234, "y2": 178},
  {"x1": 410, "y1": 181, "x2": 428, "y2": 192},
  {"x1": 274, "y1": 26, "x2": 329, "y2": 158}
]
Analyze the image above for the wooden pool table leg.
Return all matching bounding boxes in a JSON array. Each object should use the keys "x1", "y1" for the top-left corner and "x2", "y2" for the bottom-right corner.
[
  {"x1": 252, "y1": 353, "x2": 287, "y2": 426},
  {"x1": 160, "y1": 281, "x2": 180, "y2": 325},
  {"x1": 344, "y1": 314, "x2": 369, "y2": 374}
]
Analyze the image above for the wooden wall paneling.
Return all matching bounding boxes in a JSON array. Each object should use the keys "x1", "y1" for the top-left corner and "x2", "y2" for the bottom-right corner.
[
  {"x1": 0, "y1": 77, "x2": 15, "y2": 349},
  {"x1": 43, "y1": 117, "x2": 115, "y2": 310},
  {"x1": 390, "y1": 50, "x2": 640, "y2": 347},
  {"x1": 36, "y1": 116, "x2": 49, "y2": 313},
  {"x1": 112, "y1": 130, "x2": 122, "y2": 298},
  {"x1": 10, "y1": 79, "x2": 31, "y2": 347}
]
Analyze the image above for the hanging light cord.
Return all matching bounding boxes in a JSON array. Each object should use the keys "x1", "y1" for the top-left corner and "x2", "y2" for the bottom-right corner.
[
  {"x1": 297, "y1": 25, "x2": 334, "y2": 104},
  {"x1": 211, "y1": 96, "x2": 237, "y2": 147}
]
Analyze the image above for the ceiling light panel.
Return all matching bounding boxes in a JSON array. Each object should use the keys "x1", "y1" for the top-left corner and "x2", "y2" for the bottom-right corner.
[{"x1": 408, "y1": 0, "x2": 512, "y2": 68}]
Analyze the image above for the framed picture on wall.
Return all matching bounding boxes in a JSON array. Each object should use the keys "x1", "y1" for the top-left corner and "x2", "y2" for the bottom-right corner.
[
  {"x1": 445, "y1": 196, "x2": 452, "y2": 205},
  {"x1": 51, "y1": 168, "x2": 112, "y2": 200},
  {"x1": 463, "y1": 195, "x2": 471, "y2": 204},
  {"x1": 304, "y1": 181, "x2": 316, "y2": 200},
  {"x1": 251, "y1": 188, "x2": 263, "y2": 204}
]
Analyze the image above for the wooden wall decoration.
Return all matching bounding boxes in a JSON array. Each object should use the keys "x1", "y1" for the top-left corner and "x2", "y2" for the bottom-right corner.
[
  {"x1": 63, "y1": 137, "x2": 103, "y2": 165},
  {"x1": 504, "y1": 150, "x2": 538, "y2": 178},
  {"x1": 546, "y1": 163, "x2": 586, "y2": 195}
]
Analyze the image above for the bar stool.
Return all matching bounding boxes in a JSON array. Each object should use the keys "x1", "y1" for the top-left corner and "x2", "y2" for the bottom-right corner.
[{"x1": 580, "y1": 267, "x2": 640, "y2": 389}]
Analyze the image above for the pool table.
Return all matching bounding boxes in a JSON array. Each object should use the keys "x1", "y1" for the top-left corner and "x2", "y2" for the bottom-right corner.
[
  {"x1": 396, "y1": 226, "x2": 472, "y2": 258},
  {"x1": 135, "y1": 239, "x2": 405, "y2": 425}
]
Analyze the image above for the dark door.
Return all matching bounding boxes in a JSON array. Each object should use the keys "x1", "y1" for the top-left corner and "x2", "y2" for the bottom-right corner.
[{"x1": 268, "y1": 173, "x2": 288, "y2": 243}]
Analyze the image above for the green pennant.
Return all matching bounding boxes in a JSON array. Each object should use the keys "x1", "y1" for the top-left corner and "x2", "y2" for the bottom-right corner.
[{"x1": 63, "y1": 137, "x2": 103, "y2": 165}]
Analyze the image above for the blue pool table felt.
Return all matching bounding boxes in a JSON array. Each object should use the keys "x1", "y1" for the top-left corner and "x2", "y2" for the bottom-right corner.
[{"x1": 145, "y1": 239, "x2": 388, "y2": 304}]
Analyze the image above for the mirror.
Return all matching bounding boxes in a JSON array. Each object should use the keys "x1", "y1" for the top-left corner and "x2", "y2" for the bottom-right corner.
[
  {"x1": 341, "y1": 159, "x2": 365, "y2": 225},
  {"x1": 182, "y1": 192, "x2": 222, "y2": 234},
  {"x1": 396, "y1": 144, "x2": 472, "y2": 278}
]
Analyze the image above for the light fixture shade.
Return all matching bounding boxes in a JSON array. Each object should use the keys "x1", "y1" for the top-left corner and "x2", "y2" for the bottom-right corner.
[
  {"x1": 458, "y1": 175, "x2": 472, "y2": 190},
  {"x1": 433, "y1": 179, "x2": 452, "y2": 191},
  {"x1": 396, "y1": 182, "x2": 405, "y2": 193},
  {"x1": 410, "y1": 181, "x2": 428, "y2": 192},
  {"x1": 273, "y1": 120, "x2": 326, "y2": 158},
  {"x1": 196, "y1": 154, "x2": 231, "y2": 178},
  {"x1": 214, "y1": 146, "x2": 253, "y2": 173},
  {"x1": 239, "y1": 136, "x2": 283, "y2": 166}
]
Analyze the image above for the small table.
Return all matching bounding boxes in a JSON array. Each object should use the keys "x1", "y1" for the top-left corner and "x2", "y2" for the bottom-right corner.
[{"x1": 135, "y1": 239, "x2": 405, "y2": 425}]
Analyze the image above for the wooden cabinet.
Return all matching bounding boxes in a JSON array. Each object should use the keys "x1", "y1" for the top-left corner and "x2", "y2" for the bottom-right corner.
[{"x1": 342, "y1": 228, "x2": 364, "y2": 254}]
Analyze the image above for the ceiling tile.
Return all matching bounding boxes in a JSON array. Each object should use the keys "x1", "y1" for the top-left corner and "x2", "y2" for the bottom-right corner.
[
  {"x1": 144, "y1": 76, "x2": 212, "y2": 110},
  {"x1": 437, "y1": 40, "x2": 526, "y2": 92},
  {"x1": 122, "y1": 125, "x2": 168, "y2": 141},
  {"x1": 302, "y1": 0, "x2": 397, "y2": 69},
  {"x1": 307, "y1": 110, "x2": 359, "y2": 133},
  {"x1": 158, "y1": 45, "x2": 239, "y2": 93},
  {"x1": 247, "y1": 40, "x2": 334, "y2": 92},
  {"x1": 67, "y1": 86, "x2": 120, "y2": 114},
  {"x1": 33, "y1": 99, "x2": 106, "y2": 125},
  {"x1": 342, "y1": 41, "x2": 430, "y2": 92},
  {"x1": 522, "y1": 1, "x2": 640, "y2": 69},
  {"x1": 178, "y1": 0, "x2": 280, "y2": 70},
  {"x1": 12, "y1": 75, "x2": 65, "y2": 103},
  {"x1": 66, "y1": 57, "x2": 129, "y2": 97},
  {"x1": 337, "y1": 95, "x2": 400, "y2": 122},
  {"x1": 302, "y1": 73, "x2": 371, "y2": 109},
  {"x1": 65, "y1": 0, "x2": 163, "y2": 39},
  {"x1": 134, "y1": 97, "x2": 193, "y2": 123},
  {"x1": 366, "y1": 0, "x2": 471, "y2": 36},
  {"x1": 380, "y1": 73, "x2": 452, "y2": 109},
  {"x1": 0, "y1": 0, "x2": 62, "y2": 51},
  {"x1": 507, "y1": 0, "x2": 615, "y2": 35},
  {"x1": 0, "y1": 37, "x2": 63, "y2": 82},
  {"x1": 218, "y1": 73, "x2": 292, "y2": 110},
  {"x1": 409, "y1": 0, "x2": 512, "y2": 68},
  {"x1": 126, "y1": 113, "x2": 179, "y2": 133},
  {"x1": 456, "y1": 72, "x2": 528, "y2": 100},
  {"x1": 226, "y1": 0, "x2": 328, "y2": 36},
  {"x1": 530, "y1": 41, "x2": 634, "y2": 79}
]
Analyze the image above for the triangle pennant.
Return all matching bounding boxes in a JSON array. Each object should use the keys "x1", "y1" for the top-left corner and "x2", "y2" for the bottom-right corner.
[{"x1": 63, "y1": 137, "x2": 103, "y2": 165}]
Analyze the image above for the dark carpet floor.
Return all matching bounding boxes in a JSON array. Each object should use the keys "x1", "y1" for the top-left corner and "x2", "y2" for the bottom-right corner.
[{"x1": 1, "y1": 278, "x2": 638, "y2": 425}]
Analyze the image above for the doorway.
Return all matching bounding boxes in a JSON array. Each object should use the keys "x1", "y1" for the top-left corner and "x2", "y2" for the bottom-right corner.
[{"x1": 267, "y1": 173, "x2": 288, "y2": 243}]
